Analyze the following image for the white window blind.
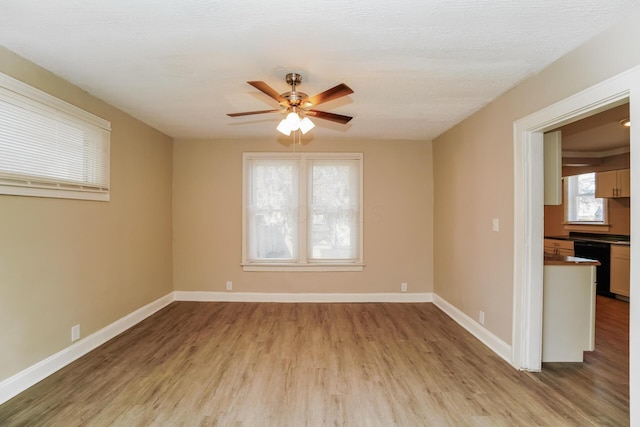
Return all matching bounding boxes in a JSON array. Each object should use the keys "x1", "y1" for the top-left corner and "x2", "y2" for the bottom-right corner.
[
  {"x1": 0, "y1": 72, "x2": 111, "y2": 201},
  {"x1": 243, "y1": 152, "x2": 363, "y2": 271},
  {"x1": 247, "y1": 158, "x2": 299, "y2": 261},
  {"x1": 309, "y1": 159, "x2": 360, "y2": 261}
]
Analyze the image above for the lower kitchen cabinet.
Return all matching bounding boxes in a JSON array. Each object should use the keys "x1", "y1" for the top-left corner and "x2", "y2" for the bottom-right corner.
[
  {"x1": 544, "y1": 239, "x2": 574, "y2": 257},
  {"x1": 610, "y1": 245, "x2": 630, "y2": 297}
]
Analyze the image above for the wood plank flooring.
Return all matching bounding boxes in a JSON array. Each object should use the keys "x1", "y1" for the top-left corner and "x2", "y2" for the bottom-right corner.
[
  {"x1": 528, "y1": 295, "x2": 629, "y2": 426},
  {"x1": 0, "y1": 299, "x2": 629, "y2": 426}
]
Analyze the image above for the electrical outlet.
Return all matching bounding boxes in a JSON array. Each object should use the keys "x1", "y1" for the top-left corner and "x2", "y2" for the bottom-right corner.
[
  {"x1": 71, "y1": 325, "x2": 80, "y2": 342},
  {"x1": 401, "y1": 282, "x2": 407, "y2": 293},
  {"x1": 226, "y1": 281, "x2": 232, "y2": 291},
  {"x1": 479, "y1": 311, "x2": 485, "y2": 325},
  {"x1": 492, "y1": 218, "x2": 499, "y2": 232}
]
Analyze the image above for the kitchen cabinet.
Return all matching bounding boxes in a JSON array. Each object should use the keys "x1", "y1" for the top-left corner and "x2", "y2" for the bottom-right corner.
[
  {"x1": 610, "y1": 244, "x2": 630, "y2": 297},
  {"x1": 595, "y1": 169, "x2": 630, "y2": 198},
  {"x1": 544, "y1": 238, "x2": 574, "y2": 257},
  {"x1": 544, "y1": 131, "x2": 562, "y2": 205}
]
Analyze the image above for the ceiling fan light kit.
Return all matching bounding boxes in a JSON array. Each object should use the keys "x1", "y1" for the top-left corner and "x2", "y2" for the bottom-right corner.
[{"x1": 227, "y1": 73, "x2": 353, "y2": 137}]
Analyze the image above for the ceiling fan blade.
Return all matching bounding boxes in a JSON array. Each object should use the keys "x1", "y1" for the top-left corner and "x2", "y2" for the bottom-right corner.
[
  {"x1": 247, "y1": 81, "x2": 286, "y2": 103},
  {"x1": 227, "y1": 109, "x2": 280, "y2": 117},
  {"x1": 306, "y1": 110, "x2": 353, "y2": 124},
  {"x1": 304, "y1": 83, "x2": 354, "y2": 107}
]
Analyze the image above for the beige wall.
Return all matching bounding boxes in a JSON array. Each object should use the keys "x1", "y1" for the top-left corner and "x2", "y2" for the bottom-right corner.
[
  {"x1": 544, "y1": 197, "x2": 630, "y2": 237},
  {"x1": 173, "y1": 138, "x2": 433, "y2": 294},
  {"x1": 0, "y1": 48, "x2": 174, "y2": 381},
  {"x1": 433, "y1": 9, "x2": 640, "y2": 345},
  {"x1": 562, "y1": 152, "x2": 630, "y2": 177}
]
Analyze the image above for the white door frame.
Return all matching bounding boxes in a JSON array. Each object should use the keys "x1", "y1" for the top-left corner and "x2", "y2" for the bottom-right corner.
[{"x1": 512, "y1": 65, "x2": 639, "y2": 372}]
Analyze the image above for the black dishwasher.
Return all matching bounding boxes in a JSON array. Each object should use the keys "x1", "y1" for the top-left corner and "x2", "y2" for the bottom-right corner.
[{"x1": 573, "y1": 240, "x2": 612, "y2": 297}]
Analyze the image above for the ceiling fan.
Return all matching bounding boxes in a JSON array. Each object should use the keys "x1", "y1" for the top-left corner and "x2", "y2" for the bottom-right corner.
[{"x1": 227, "y1": 73, "x2": 353, "y2": 135}]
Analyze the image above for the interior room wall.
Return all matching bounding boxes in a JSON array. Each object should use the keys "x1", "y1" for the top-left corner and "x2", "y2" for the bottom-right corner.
[
  {"x1": 0, "y1": 48, "x2": 174, "y2": 382},
  {"x1": 172, "y1": 138, "x2": 433, "y2": 295},
  {"x1": 543, "y1": 191, "x2": 631, "y2": 237},
  {"x1": 432, "y1": 9, "x2": 640, "y2": 345},
  {"x1": 562, "y1": 152, "x2": 630, "y2": 177}
]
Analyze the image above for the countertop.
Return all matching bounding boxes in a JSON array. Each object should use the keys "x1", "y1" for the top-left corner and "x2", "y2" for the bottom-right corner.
[
  {"x1": 545, "y1": 234, "x2": 630, "y2": 246},
  {"x1": 544, "y1": 253, "x2": 601, "y2": 266}
]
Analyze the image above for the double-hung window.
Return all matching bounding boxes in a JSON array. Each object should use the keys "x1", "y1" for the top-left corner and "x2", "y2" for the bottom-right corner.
[
  {"x1": 564, "y1": 172, "x2": 607, "y2": 224},
  {"x1": 243, "y1": 152, "x2": 363, "y2": 271},
  {"x1": 0, "y1": 72, "x2": 111, "y2": 201}
]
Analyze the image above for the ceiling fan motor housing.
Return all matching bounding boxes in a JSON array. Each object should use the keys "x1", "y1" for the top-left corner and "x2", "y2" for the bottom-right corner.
[{"x1": 281, "y1": 73, "x2": 307, "y2": 107}]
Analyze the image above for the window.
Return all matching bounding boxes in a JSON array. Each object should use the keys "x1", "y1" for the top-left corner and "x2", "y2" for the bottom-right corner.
[
  {"x1": 564, "y1": 172, "x2": 607, "y2": 223},
  {"x1": 243, "y1": 152, "x2": 363, "y2": 271},
  {"x1": 0, "y1": 72, "x2": 110, "y2": 201}
]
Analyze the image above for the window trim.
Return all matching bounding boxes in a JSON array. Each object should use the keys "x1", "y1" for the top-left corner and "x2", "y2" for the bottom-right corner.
[
  {"x1": 0, "y1": 72, "x2": 111, "y2": 201},
  {"x1": 242, "y1": 152, "x2": 364, "y2": 272}
]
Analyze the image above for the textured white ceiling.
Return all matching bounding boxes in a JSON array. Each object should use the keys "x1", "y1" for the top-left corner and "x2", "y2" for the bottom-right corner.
[{"x1": 1, "y1": 0, "x2": 639, "y2": 141}]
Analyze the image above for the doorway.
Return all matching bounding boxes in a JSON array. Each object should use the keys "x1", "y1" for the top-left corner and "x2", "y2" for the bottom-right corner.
[{"x1": 511, "y1": 64, "x2": 638, "y2": 405}]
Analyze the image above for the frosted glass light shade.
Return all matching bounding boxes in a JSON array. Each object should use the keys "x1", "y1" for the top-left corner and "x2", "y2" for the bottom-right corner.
[
  {"x1": 276, "y1": 119, "x2": 292, "y2": 136},
  {"x1": 299, "y1": 117, "x2": 315, "y2": 134},
  {"x1": 286, "y1": 112, "x2": 300, "y2": 131}
]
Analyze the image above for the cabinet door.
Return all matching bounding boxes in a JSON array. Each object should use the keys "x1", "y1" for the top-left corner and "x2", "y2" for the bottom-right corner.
[
  {"x1": 595, "y1": 170, "x2": 617, "y2": 198},
  {"x1": 544, "y1": 131, "x2": 562, "y2": 205},
  {"x1": 610, "y1": 245, "x2": 630, "y2": 297},
  {"x1": 558, "y1": 248, "x2": 575, "y2": 257},
  {"x1": 617, "y1": 169, "x2": 630, "y2": 198},
  {"x1": 544, "y1": 239, "x2": 573, "y2": 256}
]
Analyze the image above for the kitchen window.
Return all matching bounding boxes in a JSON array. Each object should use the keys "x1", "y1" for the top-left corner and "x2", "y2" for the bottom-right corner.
[
  {"x1": 242, "y1": 152, "x2": 363, "y2": 271},
  {"x1": 564, "y1": 172, "x2": 607, "y2": 224}
]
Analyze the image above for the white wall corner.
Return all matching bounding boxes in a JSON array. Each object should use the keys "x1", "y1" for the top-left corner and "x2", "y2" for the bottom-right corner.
[
  {"x1": 173, "y1": 291, "x2": 433, "y2": 303},
  {"x1": 432, "y1": 293, "x2": 513, "y2": 366},
  {"x1": 0, "y1": 292, "x2": 175, "y2": 406}
]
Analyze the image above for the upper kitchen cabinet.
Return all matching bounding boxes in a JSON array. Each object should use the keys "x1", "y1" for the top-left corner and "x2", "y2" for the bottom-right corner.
[
  {"x1": 595, "y1": 168, "x2": 630, "y2": 198},
  {"x1": 544, "y1": 131, "x2": 562, "y2": 205}
]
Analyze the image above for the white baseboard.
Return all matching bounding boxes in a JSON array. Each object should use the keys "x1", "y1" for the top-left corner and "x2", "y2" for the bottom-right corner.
[
  {"x1": 432, "y1": 293, "x2": 512, "y2": 365},
  {"x1": 174, "y1": 291, "x2": 433, "y2": 303},
  {"x1": 0, "y1": 292, "x2": 175, "y2": 406}
]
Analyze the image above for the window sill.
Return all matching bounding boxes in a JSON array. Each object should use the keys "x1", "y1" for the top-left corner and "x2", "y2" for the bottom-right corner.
[
  {"x1": 0, "y1": 184, "x2": 109, "y2": 201},
  {"x1": 563, "y1": 222, "x2": 611, "y2": 232},
  {"x1": 242, "y1": 262, "x2": 365, "y2": 272}
]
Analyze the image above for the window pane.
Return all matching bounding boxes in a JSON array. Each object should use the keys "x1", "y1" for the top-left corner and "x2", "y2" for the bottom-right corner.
[
  {"x1": 575, "y1": 196, "x2": 604, "y2": 221},
  {"x1": 309, "y1": 160, "x2": 359, "y2": 260},
  {"x1": 248, "y1": 160, "x2": 298, "y2": 261},
  {"x1": 577, "y1": 173, "x2": 595, "y2": 195}
]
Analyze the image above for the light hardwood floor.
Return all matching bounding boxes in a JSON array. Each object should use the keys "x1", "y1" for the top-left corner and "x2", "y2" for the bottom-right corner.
[{"x1": 0, "y1": 298, "x2": 629, "y2": 426}]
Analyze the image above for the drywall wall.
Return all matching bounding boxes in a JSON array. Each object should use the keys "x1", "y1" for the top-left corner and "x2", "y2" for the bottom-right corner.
[
  {"x1": 544, "y1": 195, "x2": 630, "y2": 237},
  {"x1": 433, "y1": 8, "x2": 640, "y2": 345},
  {"x1": 0, "y1": 48, "x2": 174, "y2": 382},
  {"x1": 173, "y1": 138, "x2": 433, "y2": 294}
]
